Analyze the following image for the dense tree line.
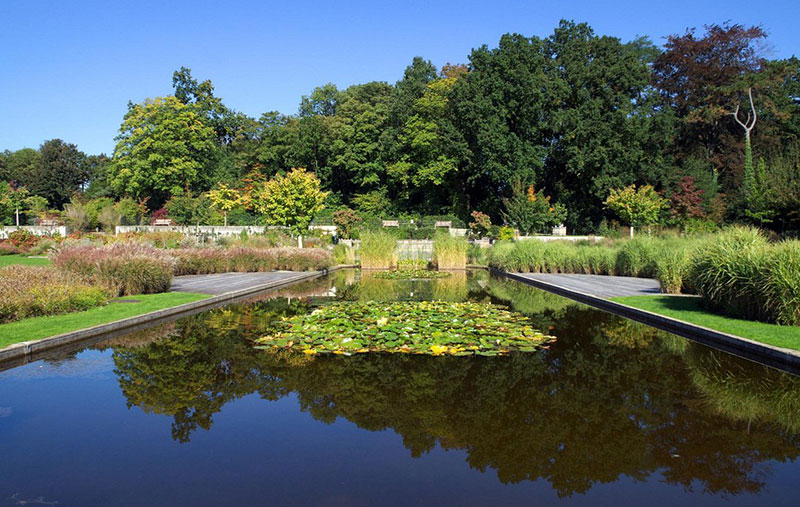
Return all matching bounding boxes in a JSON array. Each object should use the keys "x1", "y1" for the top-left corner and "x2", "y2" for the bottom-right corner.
[{"x1": 2, "y1": 20, "x2": 799, "y2": 232}]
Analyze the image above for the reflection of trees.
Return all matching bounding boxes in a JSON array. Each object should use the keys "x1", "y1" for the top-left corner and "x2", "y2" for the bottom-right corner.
[{"x1": 111, "y1": 296, "x2": 800, "y2": 497}]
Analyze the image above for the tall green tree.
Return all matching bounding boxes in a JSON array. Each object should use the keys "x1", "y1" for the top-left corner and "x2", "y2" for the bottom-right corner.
[
  {"x1": 249, "y1": 167, "x2": 328, "y2": 246},
  {"x1": 108, "y1": 96, "x2": 218, "y2": 207},
  {"x1": 28, "y1": 139, "x2": 87, "y2": 208}
]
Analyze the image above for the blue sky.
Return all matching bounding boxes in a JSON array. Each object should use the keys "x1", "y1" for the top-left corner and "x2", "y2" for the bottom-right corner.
[{"x1": 1, "y1": 0, "x2": 798, "y2": 155}]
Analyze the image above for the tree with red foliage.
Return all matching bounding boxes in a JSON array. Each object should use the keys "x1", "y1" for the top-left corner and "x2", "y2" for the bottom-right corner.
[
  {"x1": 670, "y1": 176, "x2": 706, "y2": 226},
  {"x1": 652, "y1": 23, "x2": 767, "y2": 187}
]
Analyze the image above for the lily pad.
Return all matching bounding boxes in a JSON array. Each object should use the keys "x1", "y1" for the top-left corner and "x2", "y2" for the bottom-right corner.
[
  {"x1": 372, "y1": 270, "x2": 452, "y2": 280},
  {"x1": 255, "y1": 301, "x2": 555, "y2": 356}
]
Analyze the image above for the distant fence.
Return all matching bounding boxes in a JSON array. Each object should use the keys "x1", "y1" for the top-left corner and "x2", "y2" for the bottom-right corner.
[{"x1": 0, "y1": 226, "x2": 67, "y2": 239}]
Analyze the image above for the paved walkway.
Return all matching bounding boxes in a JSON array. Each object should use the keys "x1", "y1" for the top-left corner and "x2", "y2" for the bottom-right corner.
[
  {"x1": 170, "y1": 272, "x2": 305, "y2": 295},
  {"x1": 514, "y1": 273, "x2": 661, "y2": 299}
]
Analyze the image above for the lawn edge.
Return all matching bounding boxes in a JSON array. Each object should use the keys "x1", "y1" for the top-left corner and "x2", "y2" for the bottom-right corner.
[
  {"x1": 494, "y1": 269, "x2": 800, "y2": 375},
  {"x1": 0, "y1": 267, "x2": 339, "y2": 368}
]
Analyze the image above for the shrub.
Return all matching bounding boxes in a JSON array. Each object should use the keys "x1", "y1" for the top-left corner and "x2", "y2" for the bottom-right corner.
[
  {"x1": 51, "y1": 242, "x2": 175, "y2": 296},
  {"x1": 496, "y1": 226, "x2": 516, "y2": 241},
  {"x1": 0, "y1": 265, "x2": 108, "y2": 323},
  {"x1": 360, "y1": 230, "x2": 397, "y2": 269},
  {"x1": 468, "y1": 211, "x2": 492, "y2": 238},
  {"x1": 467, "y1": 243, "x2": 488, "y2": 266},
  {"x1": 8, "y1": 229, "x2": 36, "y2": 250},
  {"x1": 432, "y1": 232, "x2": 468, "y2": 270},
  {"x1": 333, "y1": 208, "x2": 362, "y2": 239}
]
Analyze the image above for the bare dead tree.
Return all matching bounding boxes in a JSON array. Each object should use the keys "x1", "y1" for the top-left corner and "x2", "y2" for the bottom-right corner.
[{"x1": 732, "y1": 87, "x2": 757, "y2": 143}]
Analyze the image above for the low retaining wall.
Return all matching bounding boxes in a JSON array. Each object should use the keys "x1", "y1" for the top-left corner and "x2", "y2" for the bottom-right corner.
[
  {"x1": 115, "y1": 225, "x2": 280, "y2": 237},
  {"x1": 0, "y1": 226, "x2": 67, "y2": 239},
  {"x1": 496, "y1": 269, "x2": 800, "y2": 375},
  {"x1": 516, "y1": 235, "x2": 604, "y2": 242}
]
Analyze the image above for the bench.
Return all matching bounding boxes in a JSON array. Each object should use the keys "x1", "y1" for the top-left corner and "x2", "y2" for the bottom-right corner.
[
  {"x1": 39, "y1": 219, "x2": 60, "y2": 227},
  {"x1": 434, "y1": 221, "x2": 452, "y2": 228},
  {"x1": 382, "y1": 220, "x2": 399, "y2": 227},
  {"x1": 153, "y1": 219, "x2": 173, "y2": 226}
]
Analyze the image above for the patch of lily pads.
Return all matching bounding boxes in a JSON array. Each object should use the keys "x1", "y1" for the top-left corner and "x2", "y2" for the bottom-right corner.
[
  {"x1": 255, "y1": 301, "x2": 555, "y2": 356},
  {"x1": 372, "y1": 269, "x2": 452, "y2": 280}
]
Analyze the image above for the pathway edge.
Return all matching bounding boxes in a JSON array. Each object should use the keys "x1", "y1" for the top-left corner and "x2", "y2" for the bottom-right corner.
[{"x1": 496, "y1": 269, "x2": 800, "y2": 375}]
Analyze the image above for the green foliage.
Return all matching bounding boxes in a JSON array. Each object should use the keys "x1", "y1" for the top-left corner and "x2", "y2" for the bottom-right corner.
[
  {"x1": 688, "y1": 227, "x2": 800, "y2": 325},
  {"x1": 255, "y1": 301, "x2": 554, "y2": 355},
  {"x1": 359, "y1": 230, "x2": 398, "y2": 269},
  {"x1": 249, "y1": 168, "x2": 328, "y2": 238},
  {"x1": 604, "y1": 184, "x2": 668, "y2": 235},
  {"x1": 109, "y1": 96, "x2": 218, "y2": 204},
  {"x1": 503, "y1": 183, "x2": 568, "y2": 235}
]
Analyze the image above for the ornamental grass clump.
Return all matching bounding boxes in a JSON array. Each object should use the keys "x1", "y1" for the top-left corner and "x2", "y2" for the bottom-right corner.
[
  {"x1": 360, "y1": 230, "x2": 397, "y2": 269},
  {"x1": 615, "y1": 236, "x2": 658, "y2": 278},
  {"x1": 688, "y1": 226, "x2": 770, "y2": 321},
  {"x1": 432, "y1": 232, "x2": 468, "y2": 270},
  {"x1": 51, "y1": 242, "x2": 175, "y2": 296},
  {"x1": 0, "y1": 265, "x2": 108, "y2": 323},
  {"x1": 759, "y1": 240, "x2": 800, "y2": 326},
  {"x1": 171, "y1": 247, "x2": 332, "y2": 275}
]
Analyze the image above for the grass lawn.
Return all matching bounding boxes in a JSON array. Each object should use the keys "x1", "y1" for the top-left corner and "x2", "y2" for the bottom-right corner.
[
  {"x1": 0, "y1": 254, "x2": 51, "y2": 267},
  {"x1": 612, "y1": 295, "x2": 800, "y2": 351},
  {"x1": 0, "y1": 292, "x2": 210, "y2": 348}
]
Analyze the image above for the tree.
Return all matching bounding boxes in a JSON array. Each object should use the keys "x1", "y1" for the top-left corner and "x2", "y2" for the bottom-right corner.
[
  {"x1": 2, "y1": 148, "x2": 40, "y2": 185},
  {"x1": 0, "y1": 182, "x2": 29, "y2": 226},
  {"x1": 206, "y1": 182, "x2": 244, "y2": 226},
  {"x1": 732, "y1": 87, "x2": 758, "y2": 198},
  {"x1": 299, "y1": 83, "x2": 340, "y2": 117},
  {"x1": 108, "y1": 96, "x2": 217, "y2": 207},
  {"x1": 28, "y1": 139, "x2": 87, "y2": 208},
  {"x1": 652, "y1": 23, "x2": 767, "y2": 190},
  {"x1": 669, "y1": 176, "x2": 706, "y2": 227},
  {"x1": 332, "y1": 208, "x2": 362, "y2": 239},
  {"x1": 604, "y1": 184, "x2": 668, "y2": 237},
  {"x1": 503, "y1": 182, "x2": 567, "y2": 235},
  {"x1": 249, "y1": 168, "x2": 328, "y2": 246}
]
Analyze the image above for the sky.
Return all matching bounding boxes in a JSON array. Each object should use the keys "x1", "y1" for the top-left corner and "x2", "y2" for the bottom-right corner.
[{"x1": 1, "y1": 0, "x2": 798, "y2": 156}]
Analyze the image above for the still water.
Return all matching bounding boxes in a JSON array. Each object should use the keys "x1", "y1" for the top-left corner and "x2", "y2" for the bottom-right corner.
[{"x1": 1, "y1": 270, "x2": 799, "y2": 506}]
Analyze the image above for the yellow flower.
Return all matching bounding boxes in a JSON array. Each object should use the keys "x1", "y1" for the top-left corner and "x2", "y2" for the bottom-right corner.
[
  {"x1": 430, "y1": 345, "x2": 448, "y2": 355},
  {"x1": 302, "y1": 348, "x2": 318, "y2": 355}
]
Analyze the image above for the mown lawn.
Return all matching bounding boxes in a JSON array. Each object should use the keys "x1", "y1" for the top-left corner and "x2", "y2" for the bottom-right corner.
[
  {"x1": 611, "y1": 295, "x2": 800, "y2": 351},
  {"x1": 0, "y1": 254, "x2": 51, "y2": 267},
  {"x1": 0, "y1": 292, "x2": 210, "y2": 348}
]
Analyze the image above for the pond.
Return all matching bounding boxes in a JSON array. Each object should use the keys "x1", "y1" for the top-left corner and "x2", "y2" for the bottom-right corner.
[{"x1": 1, "y1": 269, "x2": 799, "y2": 506}]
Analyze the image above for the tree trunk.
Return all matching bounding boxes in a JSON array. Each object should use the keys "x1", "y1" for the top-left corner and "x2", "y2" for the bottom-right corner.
[{"x1": 298, "y1": 235, "x2": 303, "y2": 248}]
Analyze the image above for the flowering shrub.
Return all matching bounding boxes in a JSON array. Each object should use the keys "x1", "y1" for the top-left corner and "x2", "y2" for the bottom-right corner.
[
  {"x1": 333, "y1": 208, "x2": 362, "y2": 239},
  {"x1": 51, "y1": 242, "x2": 175, "y2": 296},
  {"x1": 171, "y1": 247, "x2": 332, "y2": 275},
  {"x1": 8, "y1": 230, "x2": 37, "y2": 251},
  {"x1": 0, "y1": 265, "x2": 108, "y2": 323}
]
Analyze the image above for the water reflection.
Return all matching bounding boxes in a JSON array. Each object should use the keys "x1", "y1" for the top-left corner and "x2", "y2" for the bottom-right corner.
[{"x1": 105, "y1": 271, "x2": 800, "y2": 497}]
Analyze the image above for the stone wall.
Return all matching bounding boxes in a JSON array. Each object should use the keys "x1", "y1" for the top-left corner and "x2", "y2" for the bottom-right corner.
[{"x1": 0, "y1": 226, "x2": 67, "y2": 239}]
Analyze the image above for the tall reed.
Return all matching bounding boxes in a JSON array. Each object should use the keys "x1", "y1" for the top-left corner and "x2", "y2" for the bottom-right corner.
[
  {"x1": 432, "y1": 232, "x2": 468, "y2": 270},
  {"x1": 360, "y1": 230, "x2": 397, "y2": 269}
]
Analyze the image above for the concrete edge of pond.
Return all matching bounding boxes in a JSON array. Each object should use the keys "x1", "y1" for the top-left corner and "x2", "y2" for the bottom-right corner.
[
  {"x1": 495, "y1": 269, "x2": 800, "y2": 375},
  {"x1": 0, "y1": 267, "x2": 346, "y2": 369}
]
